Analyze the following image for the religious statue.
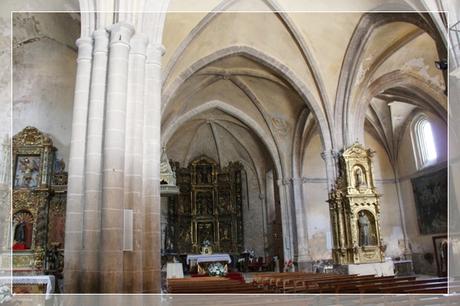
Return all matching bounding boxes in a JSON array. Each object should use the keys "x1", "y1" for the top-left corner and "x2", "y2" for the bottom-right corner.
[
  {"x1": 46, "y1": 243, "x2": 62, "y2": 271},
  {"x1": 166, "y1": 236, "x2": 174, "y2": 252},
  {"x1": 358, "y1": 211, "x2": 370, "y2": 246},
  {"x1": 355, "y1": 167, "x2": 366, "y2": 188},
  {"x1": 14, "y1": 222, "x2": 26, "y2": 243},
  {"x1": 221, "y1": 226, "x2": 231, "y2": 240}
]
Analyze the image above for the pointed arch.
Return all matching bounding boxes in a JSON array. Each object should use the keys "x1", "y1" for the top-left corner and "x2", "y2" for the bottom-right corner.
[
  {"x1": 335, "y1": 12, "x2": 447, "y2": 148},
  {"x1": 162, "y1": 100, "x2": 283, "y2": 178},
  {"x1": 162, "y1": 45, "x2": 332, "y2": 154},
  {"x1": 352, "y1": 71, "x2": 447, "y2": 144}
]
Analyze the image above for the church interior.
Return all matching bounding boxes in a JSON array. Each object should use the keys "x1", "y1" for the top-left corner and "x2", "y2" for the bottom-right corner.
[{"x1": 2, "y1": 0, "x2": 460, "y2": 299}]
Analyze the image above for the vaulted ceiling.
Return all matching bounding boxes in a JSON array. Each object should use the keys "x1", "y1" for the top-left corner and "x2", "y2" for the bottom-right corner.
[
  {"x1": 161, "y1": 0, "x2": 447, "y2": 177},
  {"x1": 31, "y1": 0, "x2": 446, "y2": 175}
]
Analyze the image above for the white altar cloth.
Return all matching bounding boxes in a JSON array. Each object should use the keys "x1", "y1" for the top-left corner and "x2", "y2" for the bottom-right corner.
[
  {"x1": 0, "y1": 275, "x2": 55, "y2": 299},
  {"x1": 186, "y1": 253, "x2": 232, "y2": 264},
  {"x1": 167, "y1": 263, "x2": 184, "y2": 279}
]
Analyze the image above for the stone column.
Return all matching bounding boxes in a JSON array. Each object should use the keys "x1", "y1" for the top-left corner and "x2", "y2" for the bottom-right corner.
[
  {"x1": 291, "y1": 177, "x2": 312, "y2": 270},
  {"x1": 277, "y1": 179, "x2": 294, "y2": 267},
  {"x1": 392, "y1": 165, "x2": 411, "y2": 258},
  {"x1": 123, "y1": 33, "x2": 149, "y2": 293},
  {"x1": 142, "y1": 43, "x2": 164, "y2": 292},
  {"x1": 99, "y1": 22, "x2": 134, "y2": 293},
  {"x1": 449, "y1": 72, "x2": 460, "y2": 277},
  {"x1": 64, "y1": 36, "x2": 93, "y2": 293},
  {"x1": 258, "y1": 193, "x2": 268, "y2": 257},
  {"x1": 80, "y1": 29, "x2": 109, "y2": 292}
]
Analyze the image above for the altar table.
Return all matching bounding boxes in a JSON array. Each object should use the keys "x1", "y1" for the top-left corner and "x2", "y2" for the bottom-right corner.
[
  {"x1": 0, "y1": 275, "x2": 55, "y2": 299},
  {"x1": 186, "y1": 254, "x2": 232, "y2": 264},
  {"x1": 186, "y1": 254, "x2": 231, "y2": 274}
]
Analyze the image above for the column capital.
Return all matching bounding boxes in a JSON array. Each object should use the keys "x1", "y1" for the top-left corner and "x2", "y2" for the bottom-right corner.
[
  {"x1": 130, "y1": 33, "x2": 149, "y2": 56},
  {"x1": 321, "y1": 149, "x2": 339, "y2": 161},
  {"x1": 75, "y1": 36, "x2": 93, "y2": 60},
  {"x1": 108, "y1": 22, "x2": 135, "y2": 46},
  {"x1": 146, "y1": 43, "x2": 166, "y2": 65},
  {"x1": 92, "y1": 29, "x2": 109, "y2": 54},
  {"x1": 277, "y1": 178, "x2": 290, "y2": 186},
  {"x1": 147, "y1": 43, "x2": 165, "y2": 57}
]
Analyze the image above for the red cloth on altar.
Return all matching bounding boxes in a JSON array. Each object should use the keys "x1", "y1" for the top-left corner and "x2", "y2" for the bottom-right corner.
[{"x1": 13, "y1": 243, "x2": 26, "y2": 250}]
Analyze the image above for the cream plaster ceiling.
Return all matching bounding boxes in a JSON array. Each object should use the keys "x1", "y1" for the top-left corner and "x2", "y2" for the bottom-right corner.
[
  {"x1": 24, "y1": 0, "x2": 445, "y2": 171},
  {"x1": 162, "y1": 0, "x2": 447, "y2": 172}
]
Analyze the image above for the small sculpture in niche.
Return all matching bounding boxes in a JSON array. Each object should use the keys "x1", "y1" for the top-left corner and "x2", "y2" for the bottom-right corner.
[
  {"x1": 54, "y1": 158, "x2": 66, "y2": 174},
  {"x1": 14, "y1": 222, "x2": 26, "y2": 245},
  {"x1": 12, "y1": 211, "x2": 34, "y2": 250},
  {"x1": 46, "y1": 243, "x2": 63, "y2": 271},
  {"x1": 358, "y1": 211, "x2": 370, "y2": 246},
  {"x1": 354, "y1": 166, "x2": 367, "y2": 188}
]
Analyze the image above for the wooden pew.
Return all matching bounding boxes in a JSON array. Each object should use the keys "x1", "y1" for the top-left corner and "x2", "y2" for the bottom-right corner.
[
  {"x1": 252, "y1": 272, "x2": 317, "y2": 290},
  {"x1": 282, "y1": 274, "x2": 359, "y2": 293},
  {"x1": 356, "y1": 277, "x2": 447, "y2": 293},
  {"x1": 337, "y1": 276, "x2": 416, "y2": 293},
  {"x1": 167, "y1": 277, "x2": 269, "y2": 293},
  {"x1": 328, "y1": 276, "x2": 415, "y2": 293},
  {"x1": 296, "y1": 275, "x2": 424, "y2": 293},
  {"x1": 409, "y1": 286, "x2": 447, "y2": 294},
  {"x1": 379, "y1": 281, "x2": 448, "y2": 294}
]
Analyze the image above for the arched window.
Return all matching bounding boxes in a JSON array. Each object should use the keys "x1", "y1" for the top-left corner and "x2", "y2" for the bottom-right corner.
[{"x1": 411, "y1": 114, "x2": 437, "y2": 169}]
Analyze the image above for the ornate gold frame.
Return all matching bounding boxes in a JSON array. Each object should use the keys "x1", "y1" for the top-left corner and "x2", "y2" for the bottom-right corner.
[
  {"x1": 170, "y1": 156, "x2": 244, "y2": 254},
  {"x1": 328, "y1": 143, "x2": 385, "y2": 265},
  {"x1": 12, "y1": 127, "x2": 63, "y2": 272}
]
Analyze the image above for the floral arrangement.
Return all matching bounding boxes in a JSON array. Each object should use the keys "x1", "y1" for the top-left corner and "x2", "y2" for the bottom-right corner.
[
  {"x1": 207, "y1": 262, "x2": 226, "y2": 277},
  {"x1": 0, "y1": 286, "x2": 12, "y2": 304},
  {"x1": 284, "y1": 259, "x2": 293, "y2": 272}
]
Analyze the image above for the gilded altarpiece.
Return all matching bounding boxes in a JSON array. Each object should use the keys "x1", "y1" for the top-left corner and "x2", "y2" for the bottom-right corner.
[
  {"x1": 12, "y1": 127, "x2": 67, "y2": 274},
  {"x1": 328, "y1": 143, "x2": 385, "y2": 265},
  {"x1": 168, "y1": 157, "x2": 244, "y2": 254}
]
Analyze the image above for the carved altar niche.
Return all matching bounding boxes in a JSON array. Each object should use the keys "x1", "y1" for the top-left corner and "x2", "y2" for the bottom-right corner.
[
  {"x1": 328, "y1": 143, "x2": 385, "y2": 265},
  {"x1": 12, "y1": 127, "x2": 67, "y2": 273}
]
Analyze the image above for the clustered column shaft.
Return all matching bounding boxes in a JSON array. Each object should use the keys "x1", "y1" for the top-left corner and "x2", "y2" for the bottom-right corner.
[
  {"x1": 64, "y1": 21, "x2": 163, "y2": 293},
  {"x1": 80, "y1": 29, "x2": 109, "y2": 292},
  {"x1": 63, "y1": 37, "x2": 92, "y2": 293},
  {"x1": 141, "y1": 44, "x2": 164, "y2": 292},
  {"x1": 100, "y1": 22, "x2": 134, "y2": 293},
  {"x1": 123, "y1": 33, "x2": 149, "y2": 293}
]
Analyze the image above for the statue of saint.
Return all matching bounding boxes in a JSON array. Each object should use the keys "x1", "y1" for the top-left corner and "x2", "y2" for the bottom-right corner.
[
  {"x1": 358, "y1": 211, "x2": 370, "y2": 246},
  {"x1": 355, "y1": 167, "x2": 366, "y2": 188},
  {"x1": 14, "y1": 222, "x2": 26, "y2": 243}
]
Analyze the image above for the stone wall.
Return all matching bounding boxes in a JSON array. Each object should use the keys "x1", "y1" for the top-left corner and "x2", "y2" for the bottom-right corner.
[
  {"x1": 13, "y1": 13, "x2": 80, "y2": 165},
  {"x1": 397, "y1": 111, "x2": 448, "y2": 275}
]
